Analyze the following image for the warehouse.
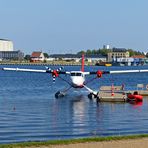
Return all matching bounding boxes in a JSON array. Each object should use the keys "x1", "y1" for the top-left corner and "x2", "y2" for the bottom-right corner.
[
  {"x1": 0, "y1": 39, "x2": 14, "y2": 51},
  {"x1": 0, "y1": 39, "x2": 24, "y2": 61}
]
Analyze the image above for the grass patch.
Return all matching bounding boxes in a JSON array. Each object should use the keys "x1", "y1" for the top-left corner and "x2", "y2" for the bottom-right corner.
[{"x1": 1, "y1": 134, "x2": 148, "y2": 148}]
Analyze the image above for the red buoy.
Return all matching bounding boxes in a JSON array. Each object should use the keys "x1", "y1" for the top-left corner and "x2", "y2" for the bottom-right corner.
[{"x1": 127, "y1": 91, "x2": 143, "y2": 102}]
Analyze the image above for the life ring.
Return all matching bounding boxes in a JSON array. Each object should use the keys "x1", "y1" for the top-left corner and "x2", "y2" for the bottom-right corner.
[{"x1": 146, "y1": 85, "x2": 148, "y2": 90}]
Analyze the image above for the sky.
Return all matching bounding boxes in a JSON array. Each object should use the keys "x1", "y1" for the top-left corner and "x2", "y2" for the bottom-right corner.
[{"x1": 0, "y1": 0, "x2": 148, "y2": 54}]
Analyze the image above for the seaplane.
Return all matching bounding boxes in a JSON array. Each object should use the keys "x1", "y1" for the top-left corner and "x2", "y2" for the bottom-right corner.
[{"x1": 1, "y1": 54, "x2": 148, "y2": 101}]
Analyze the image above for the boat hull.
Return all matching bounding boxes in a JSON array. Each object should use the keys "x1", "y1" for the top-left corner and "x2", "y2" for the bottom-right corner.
[{"x1": 127, "y1": 94, "x2": 143, "y2": 102}]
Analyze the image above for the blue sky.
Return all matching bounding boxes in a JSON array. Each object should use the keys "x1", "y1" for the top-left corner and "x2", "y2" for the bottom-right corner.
[{"x1": 0, "y1": 0, "x2": 148, "y2": 54}]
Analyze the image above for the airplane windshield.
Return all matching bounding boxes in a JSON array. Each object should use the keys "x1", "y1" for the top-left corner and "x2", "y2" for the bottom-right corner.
[{"x1": 71, "y1": 73, "x2": 82, "y2": 76}]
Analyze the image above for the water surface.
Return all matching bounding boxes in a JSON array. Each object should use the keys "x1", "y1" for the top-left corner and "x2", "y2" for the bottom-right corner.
[{"x1": 0, "y1": 65, "x2": 148, "y2": 143}]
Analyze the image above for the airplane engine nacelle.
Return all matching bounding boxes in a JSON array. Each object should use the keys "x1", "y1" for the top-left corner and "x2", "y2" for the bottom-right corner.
[
  {"x1": 97, "y1": 70, "x2": 102, "y2": 78},
  {"x1": 52, "y1": 70, "x2": 59, "y2": 78},
  {"x1": 52, "y1": 70, "x2": 59, "y2": 82}
]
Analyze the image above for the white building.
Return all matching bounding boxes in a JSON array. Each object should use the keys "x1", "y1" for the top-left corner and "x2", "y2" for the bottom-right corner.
[
  {"x1": 0, "y1": 39, "x2": 14, "y2": 51},
  {"x1": 103, "y1": 44, "x2": 110, "y2": 49},
  {"x1": 30, "y1": 52, "x2": 45, "y2": 62}
]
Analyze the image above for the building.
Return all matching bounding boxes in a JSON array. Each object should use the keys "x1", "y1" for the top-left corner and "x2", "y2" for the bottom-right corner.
[
  {"x1": 107, "y1": 48, "x2": 129, "y2": 62},
  {"x1": 0, "y1": 39, "x2": 14, "y2": 51},
  {"x1": 30, "y1": 52, "x2": 45, "y2": 62},
  {"x1": 48, "y1": 54, "x2": 81, "y2": 62},
  {"x1": 131, "y1": 55, "x2": 146, "y2": 65},
  {"x1": 0, "y1": 39, "x2": 24, "y2": 61},
  {"x1": 103, "y1": 44, "x2": 110, "y2": 49},
  {"x1": 48, "y1": 54, "x2": 106, "y2": 63},
  {"x1": 0, "y1": 50, "x2": 24, "y2": 61},
  {"x1": 85, "y1": 55, "x2": 106, "y2": 63}
]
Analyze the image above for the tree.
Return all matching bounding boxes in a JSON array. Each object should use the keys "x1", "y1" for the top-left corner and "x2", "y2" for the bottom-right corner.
[
  {"x1": 77, "y1": 50, "x2": 85, "y2": 55},
  {"x1": 98, "y1": 48, "x2": 112, "y2": 56},
  {"x1": 86, "y1": 49, "x2": 92, "y2": 55},
  {"x1": 127, "y1": 49, "x2": 144, "y2": 57},
  {"x1": 43, "y1": 53, "x2": 49, "y2": 58},
  {"x1": 24, "y1": 54, "x2": 31, "y2": 61}
]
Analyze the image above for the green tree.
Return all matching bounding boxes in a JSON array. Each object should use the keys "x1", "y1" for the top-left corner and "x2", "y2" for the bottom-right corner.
[
  {"x1": 86, "y1": 49, "x2": 92, "y2": 55},
  {"x1": 127, "y1": 49, "x2": 135, "y2": 56},
  {"x1": 127, "y1": 49, "x2": 144, "y2": 57},
  {"x1": 99, "y1": 48, "x2": 112, "y2": 56},
  {"x1": 77, "y1": 50, "x2": 86, "y2": 55},
  {"x1": 24, "y1": 54, "x2": 31, "y2": 61},
  {"x1": 43, "y1": 53, "x2": 49, "y2": 58}
]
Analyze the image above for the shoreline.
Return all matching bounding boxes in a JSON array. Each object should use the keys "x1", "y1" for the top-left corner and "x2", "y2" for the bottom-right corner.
[
  {"x1": 0, "y1": 62, "x2": 94, "y2": 66},
  {"x1": 1, "y1": 134, "x2": 148, "y2": 148}
]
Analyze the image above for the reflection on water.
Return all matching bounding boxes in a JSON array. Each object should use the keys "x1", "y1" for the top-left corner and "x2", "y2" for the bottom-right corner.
[{"x1": 0, "y1": 65, "x2": 148, "y2": 143}]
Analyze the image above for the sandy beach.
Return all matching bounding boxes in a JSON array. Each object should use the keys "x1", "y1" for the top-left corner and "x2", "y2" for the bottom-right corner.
[{"x1": 25, "y1": 138, "x2": 148, "y2": 148}]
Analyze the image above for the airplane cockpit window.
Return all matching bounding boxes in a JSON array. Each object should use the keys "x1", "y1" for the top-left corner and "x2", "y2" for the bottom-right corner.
[
  {"x1": 71, "y1": 73, "x2": 82, "y2": 76},
  {"x1": 71, "y1": 73, "x2": 75, "y2": 76},
  {"x1": 76, "y1": 73, "x2": 81, "y2": 76}
]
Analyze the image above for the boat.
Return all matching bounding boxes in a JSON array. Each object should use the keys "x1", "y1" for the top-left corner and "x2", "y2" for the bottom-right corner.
[
  {"x1": 95, "y1": 62, "x2": 112, "y2": 66},
  {"x1": 105, "y1": 63, "x2": 112, "y2": 67},
  {"x1": 127, "y1": 91, "x2": 143, "y2": 102}
]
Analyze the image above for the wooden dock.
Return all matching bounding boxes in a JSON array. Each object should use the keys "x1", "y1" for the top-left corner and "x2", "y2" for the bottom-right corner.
[
  {"x1": 99, "y1": 85, "x2": 126, "y2": 102},
  {"x1": 98, "y1": 85, "x2": 148, "y2": 102},
  {"x1": 125, "y1": 90, "x2": 148, "y2": 96},
  {"x1": 99, "y1": 92, "x2": 126, "y2": 102}
]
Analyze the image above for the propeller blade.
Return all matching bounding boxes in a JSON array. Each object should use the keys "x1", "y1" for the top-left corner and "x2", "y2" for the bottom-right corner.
[
  {"x1": 45, "y1": 66, "x2": 52, "y2": 72},
  {"x1": 52, "y1": 75, "x2": 56, "y2": 82},
  {"x1": 46, "y1": 66, "x2": 64, "y2": 82},
  {"x1": 57, "y1": 66, "x2": 64, "y2": 72}
]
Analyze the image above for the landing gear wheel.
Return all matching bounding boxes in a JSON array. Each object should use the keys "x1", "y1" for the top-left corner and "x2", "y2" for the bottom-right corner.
[
  {"x1": 55, "y1": 91, "x2": 65, "y2": 98},
  {"x1": 96, "y1": 97, "x2": 100, "y2": 103},
  {"x1": 88, "y1": 93, "x2": 96, "y2": 99}
]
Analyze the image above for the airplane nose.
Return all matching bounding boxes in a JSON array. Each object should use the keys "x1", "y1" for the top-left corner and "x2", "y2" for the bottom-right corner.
[{"x1": 71, "y1": 77, "x2": 84, "y2": 86}]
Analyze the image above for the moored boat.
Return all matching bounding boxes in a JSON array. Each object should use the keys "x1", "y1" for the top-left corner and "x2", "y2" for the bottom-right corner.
[{"x1": 127, "y1": 91, "x2": 143, "y2": 102}]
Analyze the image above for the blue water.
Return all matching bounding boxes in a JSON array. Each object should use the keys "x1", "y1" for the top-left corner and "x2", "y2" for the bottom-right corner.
[{"x1": 0, "y1": 65, "x2": 148, "y2": 143}]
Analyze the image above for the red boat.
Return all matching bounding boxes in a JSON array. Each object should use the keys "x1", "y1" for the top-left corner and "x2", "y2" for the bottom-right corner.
[{"x1": 127, "y1": 91, "x2": 143, "y2": 102}]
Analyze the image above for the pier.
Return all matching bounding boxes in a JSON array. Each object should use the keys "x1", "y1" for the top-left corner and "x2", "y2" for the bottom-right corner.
[{"x1": 98, "y1": 85, "x2": 148, "y2": 102}]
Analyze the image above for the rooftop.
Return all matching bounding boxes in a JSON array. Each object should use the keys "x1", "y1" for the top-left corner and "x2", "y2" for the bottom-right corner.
[
  {"x1": 31, "y1": 52, "x2": 42, "y2": 57},
  {"x1": 112, "y1": 48, "x2": 127, "y2": 52},
  {"x1": 131, "y1": 55, "x2": 146, "y2": 59},
  {"x1": 0, "y1": 39, "x2": 11, "y2": 41},
  {"x1": 49, "y1": 54, "x2": 106, "y2": 58}
]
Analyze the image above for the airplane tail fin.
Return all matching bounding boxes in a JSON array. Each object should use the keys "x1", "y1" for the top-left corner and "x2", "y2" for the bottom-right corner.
[{"x1": 81, "y1": 54, "x2": 84, "y2": 72}]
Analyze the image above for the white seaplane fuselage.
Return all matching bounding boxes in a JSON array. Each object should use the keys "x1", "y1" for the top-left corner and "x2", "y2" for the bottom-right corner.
[{"x1": 70, "y1": 71, "x2": 88, "y2": 88}]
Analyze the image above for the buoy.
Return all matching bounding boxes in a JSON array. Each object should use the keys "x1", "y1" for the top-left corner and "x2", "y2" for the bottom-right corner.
[{"x1": 127, "y1": 91, "x2": 143, "y2": 102}]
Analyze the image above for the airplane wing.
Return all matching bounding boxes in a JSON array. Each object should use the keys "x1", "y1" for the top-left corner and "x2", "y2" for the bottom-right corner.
[
  {"x1": 108, "y1": 69, "x2": 148, "y2": 74},
  {"x1": 88, "y1": 69, "x2": 148, "y2": 78},
  {"x1": 0, "y1": 67, "x2": 70, "y2": 82},
  {"x1": 1, "y1": 67, "x2": 69, "y2": 74},
  {"x1": 1, "y1": 67, "x2": 47, "y2": 73}
]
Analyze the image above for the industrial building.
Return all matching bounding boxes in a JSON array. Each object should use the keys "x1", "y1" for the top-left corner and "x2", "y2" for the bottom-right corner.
[
  {"x1": 0, "y1": 39, "x2": 24, "y2": 61},
  {"x1": 0, "y1": 50, "x2": 24, "y2": 61},
  {"x1": 0, "y1": 39, "x2": 14, "y2": 51},
  {"x1": 107, "y1": 48, "x2": 130, "y2": 62}
]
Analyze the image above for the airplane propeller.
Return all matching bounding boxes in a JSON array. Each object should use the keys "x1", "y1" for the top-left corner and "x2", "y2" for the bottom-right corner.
[{"x1": 45, "y1": 66, "x2": 64, "y2": 82}]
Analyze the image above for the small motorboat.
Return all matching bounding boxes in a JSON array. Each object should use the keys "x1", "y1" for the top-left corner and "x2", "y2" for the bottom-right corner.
[{"x1": 127, "y1": 91, "x2": 143, "y2": 102}]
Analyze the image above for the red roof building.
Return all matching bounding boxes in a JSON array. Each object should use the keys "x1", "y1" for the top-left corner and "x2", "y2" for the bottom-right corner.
[
  {"x1": 30, "y1": 52, "x2": 45, "y2": 62},
  {"x1": 131, "y1": 55, "x2": 145, "y2": 59}
]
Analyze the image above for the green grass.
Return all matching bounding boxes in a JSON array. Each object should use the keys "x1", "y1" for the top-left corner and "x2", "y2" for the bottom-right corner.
[{"x1": 1, "y1": 134, "x2": 148, "y2": 148}]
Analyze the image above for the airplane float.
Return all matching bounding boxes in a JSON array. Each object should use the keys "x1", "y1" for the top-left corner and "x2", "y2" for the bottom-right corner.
[{"x1": 1, "y1": 54, "x2": 148, "y2": 101}]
